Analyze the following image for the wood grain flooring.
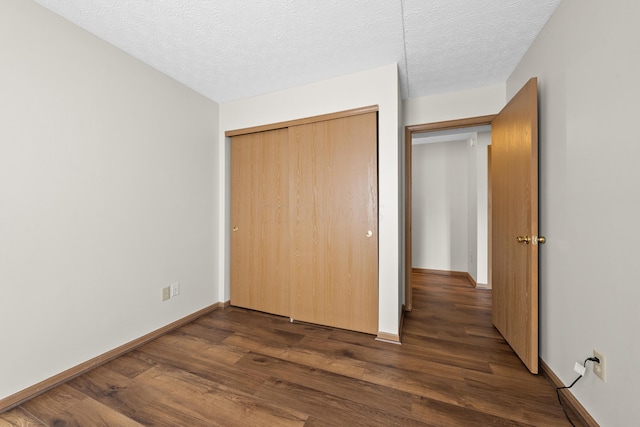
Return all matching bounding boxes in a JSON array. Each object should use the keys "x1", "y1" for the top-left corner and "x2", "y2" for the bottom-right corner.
[{"x1": 0, "y1": 271, "x2": 577, "y2": 426}]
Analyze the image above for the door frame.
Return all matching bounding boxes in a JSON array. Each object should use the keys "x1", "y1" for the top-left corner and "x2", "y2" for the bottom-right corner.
[{"x1": 404, "y1": 115, "x2": 496, "y2": 311}]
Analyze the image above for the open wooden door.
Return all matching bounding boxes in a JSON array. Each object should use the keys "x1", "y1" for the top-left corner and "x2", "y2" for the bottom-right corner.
[{"x1": 491, "y1": 78, "x2": 540, "y2": 374}]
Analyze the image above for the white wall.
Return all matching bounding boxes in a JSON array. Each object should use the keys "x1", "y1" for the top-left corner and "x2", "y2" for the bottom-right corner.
[
  {"x1": 0, "y1": 1, "x2": 219, "y2": 401},
  {"x1": 219, "y1": 64, "x2": 402, "y2": 336},
  {"x1": 467, "y1": 136, "x2": 478, "y2": 282},
  {"x1": 507, "y1": 0, "x2": 640, "y2": 424},
  {"x1": 404, "y1": 84, "x2": 505, "y2": 126},
  {"x1": 398, "y1": 75, "x2": 406, "y2": 317},
  {"x1": 412, "y1": 140, "x2": 470, "y2": 272},
  {"x1": 475, "y1": 132, "x2": 490, "y2": 287}
]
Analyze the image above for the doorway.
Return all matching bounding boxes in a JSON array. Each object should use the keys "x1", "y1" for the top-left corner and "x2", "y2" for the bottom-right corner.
[
  {"x1": 411, "y1": 126, "x2": 491, "y2": 287},
  {"x1": 404, "y1": 115, "x2": 495, "y2": 311},
  {"x1": 405, "y1": 79, "x2": 540, "y2": 374}
]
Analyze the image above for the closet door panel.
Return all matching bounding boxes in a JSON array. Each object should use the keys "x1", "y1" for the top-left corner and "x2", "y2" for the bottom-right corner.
[
  {"x1": 230, "y1": 128, "x2": 290, "y2": 316},
  {"x1": 289, "y1": 112, "x2": 378, "y2": 334}
]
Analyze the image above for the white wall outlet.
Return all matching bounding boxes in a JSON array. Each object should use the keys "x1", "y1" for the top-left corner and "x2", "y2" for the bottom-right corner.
[
  {"x1": 171, "y1": 282, "x2": 180, "y2": 297},
  {"x1": 593, "y1": 349, "x2": 606, "y2": 382},
  {"x1": 161, "y1": 286, "x2": 171, "y2": 301}
]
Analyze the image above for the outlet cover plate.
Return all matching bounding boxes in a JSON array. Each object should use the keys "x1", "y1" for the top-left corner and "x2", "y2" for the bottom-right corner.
[
  {"x1": 171, "y1": 282, "x2": 180, "y2": 297},
  {"x1": 593, "y1": 349, "x2": 606, "y2": 382},
  {"x1": 161, "y1": 286, "x2": 171, "y2": 301}
]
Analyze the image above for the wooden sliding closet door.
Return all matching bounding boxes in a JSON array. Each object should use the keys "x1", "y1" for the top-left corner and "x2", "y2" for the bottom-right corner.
[
  {"x1": 289, "y1": 112, "x2": 378, "y2": 334},
  {"x1": 230, "y1": 128, "x2": 290, "y2": 317}
]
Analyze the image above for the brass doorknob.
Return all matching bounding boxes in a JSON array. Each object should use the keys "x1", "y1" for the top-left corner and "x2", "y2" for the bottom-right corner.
[
  {"x1": 517, "y1": 235, "x2": 546, "y2": 244},
  {"x1": 366, "y1": 230, "x2": 373, "y2": 238},
  {"x1": 232, "y1": 226, "x2": 238, "y2": 232}
]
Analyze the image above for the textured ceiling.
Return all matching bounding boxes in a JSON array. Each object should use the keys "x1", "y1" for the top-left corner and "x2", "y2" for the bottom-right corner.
[{"x1": 32, "y1": 0, "x2": 561, "y2": 103}]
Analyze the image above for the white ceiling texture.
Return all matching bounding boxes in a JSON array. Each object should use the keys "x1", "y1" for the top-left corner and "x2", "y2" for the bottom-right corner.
[{"x1": 32, "y1": 0, "x2": 561, "y2": 104}]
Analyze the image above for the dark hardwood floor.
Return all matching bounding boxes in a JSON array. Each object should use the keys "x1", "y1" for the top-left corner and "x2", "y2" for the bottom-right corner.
[{"x1": 1, "y1": 272, "x2": 575, "y2": 426}]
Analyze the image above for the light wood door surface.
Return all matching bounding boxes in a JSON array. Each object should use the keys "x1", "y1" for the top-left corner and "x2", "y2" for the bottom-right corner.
[
  {"x1": 491, "y1": 78, "x2": 539, "y2": 373},
  {"x1": 289, "y1": 113, "x2": 378, "y2": 334},
  {"x1": 230, "y1": 128, "x2": 290, "y2": 317}
]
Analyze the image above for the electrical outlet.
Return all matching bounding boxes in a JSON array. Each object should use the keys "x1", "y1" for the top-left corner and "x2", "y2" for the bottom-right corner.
[
  {"x1": 171, "y1": 282, "x2": 180, "y2": 297},
  {"x1": 161, "y1": 286, "x2": 171, "y2": 301},
  {"x1": 593, "y1": 349, "x2": 606, "y2": 382}
]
